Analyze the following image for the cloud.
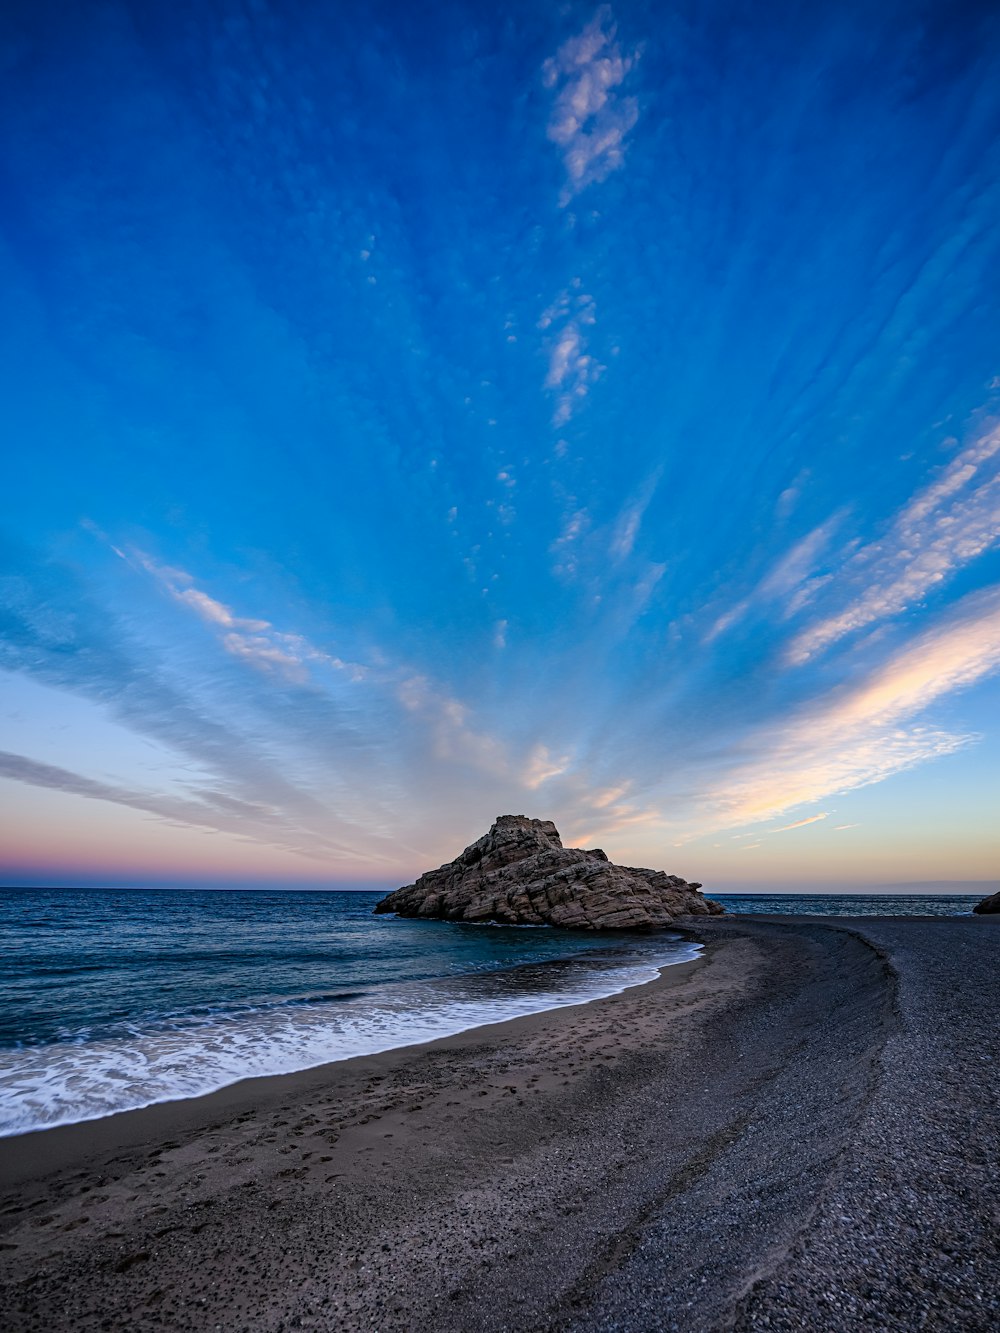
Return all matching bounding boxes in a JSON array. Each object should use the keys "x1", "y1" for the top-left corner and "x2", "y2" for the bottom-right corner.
[
  {"x1": 0, "y1": 545, "x2": 321, "y2": 814},
  {"x1": 770, "y1": 813, "x2": 829, "y2": 832},
  {"x1": 395, "y1": 674, "x2": 507, "y2": 772},
  {"x1": 522, "y1": 744, "x2": 571, "y2": 790},
  {"x1": 173, "y1": 585, "x2": 269, "y2": 633},
  {"x1": 219, "y1": 630, "x2": 308, "y2": 678},
  {"x1": 543, "y1": 6, "x2": 640, "y2": 204},
  {"x1": 611, "y1": 503, "x2": 644, "y2": 561},
  {"x1": 590, "y1": 784, "x2": 630, "y2": 809},
  {"x1": 550, "y1": 506, "x2": 591, "y2": 579},
  {"x1": 629, "y1": 562, "x2": 667, "y2": 617},
  {"x1": 706, "y1": 514, "x2": 842, "y2": 642},
  {"x1": 787, "y1": 423, "x2": 1000, "y2": 664},
  {"x1": 609, "y1": 469, "x2": 662, "y2": 562},
  {"x1": 130, "y1": 550, "x2": 367, "y2": 684},
  {"x1": 539, "y1": 286, "x2": 603, "y2": 426},
  {"x1": 551, "y1": 780, "x2": 665, "y2": 850},
  {"x1": 0, "y1": 540, "x2": 437, "y2": 867},
  {"x1": 130, "y1": 549, "x2": 559, "y2": 801},
  {"x1": 0, "y1": 750, "x2": 395, "y2": 866},
  {"x1": 707, "y1": 583, "x2": 1000, "y2": 828}
]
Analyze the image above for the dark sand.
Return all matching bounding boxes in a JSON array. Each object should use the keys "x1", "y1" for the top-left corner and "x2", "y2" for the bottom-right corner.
[{"x1": 1, "y1": 916, "x2": 997, "y2": 1331}]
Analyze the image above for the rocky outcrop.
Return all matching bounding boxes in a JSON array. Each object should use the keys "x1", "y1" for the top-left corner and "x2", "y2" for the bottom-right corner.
[
  {"x1": 374, "y1": 815, "x2": 723, "y2": 929},
  {"x1": 973, "y1": 890, "x2": 1000, "y2": 915}
]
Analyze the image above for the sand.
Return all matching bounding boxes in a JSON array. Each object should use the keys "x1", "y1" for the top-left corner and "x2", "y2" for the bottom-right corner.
[{"x1": 1, "y1": 916, "x2": 997, "y2": 1331}]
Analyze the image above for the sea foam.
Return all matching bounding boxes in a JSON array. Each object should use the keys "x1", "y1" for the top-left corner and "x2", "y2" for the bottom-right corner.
[{"x1": 0, "y1": 945, "x2": 699, "y2": 1136}]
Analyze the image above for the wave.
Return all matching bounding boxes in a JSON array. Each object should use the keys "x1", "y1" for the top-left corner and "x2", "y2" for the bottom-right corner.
[{"x1": 0, "y1": 942, "x2": 699, "y2": 1137}]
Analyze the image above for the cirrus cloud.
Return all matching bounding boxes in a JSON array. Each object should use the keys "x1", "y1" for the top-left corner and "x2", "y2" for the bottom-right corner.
[
  {"x1": 710, "y1": 582, "x2": 1000, "y2": 828},
  {"x1": 788, "y1": 424, "x2": 1000, "y2": 664}
]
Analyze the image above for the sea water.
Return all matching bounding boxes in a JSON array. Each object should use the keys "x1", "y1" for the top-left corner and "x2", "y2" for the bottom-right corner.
[
  {"x1": 0, "y1": 887, "x2": 698, "y2": 1137},
  {"x1": 713, "y1": 892, "x2": 985, "y2": 916},
  {"x1": 0, "y1": 887, "x2": 980, "y2": 1137}
]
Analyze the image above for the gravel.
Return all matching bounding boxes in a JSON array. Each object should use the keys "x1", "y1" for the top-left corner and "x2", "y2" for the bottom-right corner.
[{"x1": 1, "y1": 916, "x2": 995, "y2": 1332}]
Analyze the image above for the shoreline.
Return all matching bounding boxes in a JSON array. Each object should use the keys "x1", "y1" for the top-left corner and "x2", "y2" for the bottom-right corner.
[
  {"x1": 0, "y1": 950, "x2": 706, "y2": 1186},
  {"x1": 2, "y1": 916, "x2": 997, "y2": 1331},
  {"x1": 0, "y1": 935, "x2": 701, "y2": 1147}
]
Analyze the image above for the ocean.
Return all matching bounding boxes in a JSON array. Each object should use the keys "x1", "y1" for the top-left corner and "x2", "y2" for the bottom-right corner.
[
  {"x1": 0, "y1": 886, "x2": 697, "y2": 1137},
  {"x1": 0, "y1": 887, "x2": 980, "y2": 1137},
  {"x1": 712, "y1": 892, "x2": 985, "y2": 916}
]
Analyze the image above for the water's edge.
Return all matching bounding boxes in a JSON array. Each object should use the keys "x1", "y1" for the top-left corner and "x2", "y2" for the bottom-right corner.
[
  {"x1": 0, "y1": 942, "x2": 700, "y2": 1138},
  {"x1": 1, "y1": 890, "x2": 979, "y2": 1139}
]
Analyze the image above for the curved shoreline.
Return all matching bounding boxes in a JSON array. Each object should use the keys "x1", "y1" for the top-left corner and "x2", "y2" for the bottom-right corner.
[
  {"x1": 0, "y1": 939, "x2": 700, "y2": 1142},
  {"x1": 2, "y1": 917, "x2": 996, "y2": 1332}
]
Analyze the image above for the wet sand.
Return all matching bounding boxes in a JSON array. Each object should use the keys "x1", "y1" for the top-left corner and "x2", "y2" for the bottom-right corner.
[{"x1": 1, "y1": 916, "x2": 997, "y2": 1331}]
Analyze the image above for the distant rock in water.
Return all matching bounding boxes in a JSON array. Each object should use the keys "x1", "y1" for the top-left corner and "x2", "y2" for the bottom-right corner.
[
  {"x1": 973, "y1": 890, "x2": 1000, "y2": 915},
  {"x1": 374, "y1": 815, "x2": 723, "y2": 929}
]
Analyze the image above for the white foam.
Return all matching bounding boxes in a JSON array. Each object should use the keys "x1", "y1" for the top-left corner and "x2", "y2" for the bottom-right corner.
[{"x1": 0, "y1": 945, "x2": 700, "y2": 1137}]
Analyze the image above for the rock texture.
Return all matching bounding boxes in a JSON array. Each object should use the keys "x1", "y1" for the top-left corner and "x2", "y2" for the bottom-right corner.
[
  {"x1": 374, "y1": 815, "x2": 723, "y2": 929},
  {"x1": 973, "y1": 889, "x2": 1000, "y2": 915}
]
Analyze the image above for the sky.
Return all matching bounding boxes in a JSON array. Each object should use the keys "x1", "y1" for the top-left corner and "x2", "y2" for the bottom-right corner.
[{"x1": 1, "y1": 0, "x2": 999, "y2": 893}]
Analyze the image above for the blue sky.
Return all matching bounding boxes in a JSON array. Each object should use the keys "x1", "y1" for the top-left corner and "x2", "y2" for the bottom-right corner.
[{"x1": 2, "y1": 0, "x2": 999, "y2": 890}]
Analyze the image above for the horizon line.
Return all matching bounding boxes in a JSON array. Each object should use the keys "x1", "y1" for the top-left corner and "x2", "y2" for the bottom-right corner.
[{"x1": 0, "y1": 880, "x2": 994, "y2": 896}]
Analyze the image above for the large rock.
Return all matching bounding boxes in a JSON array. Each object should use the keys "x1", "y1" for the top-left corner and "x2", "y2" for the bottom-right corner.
[
  {"x1": 374, "y1": 814, "x2": 723, "y2": 929},
  {"x1": 973, "y1": 890, "x2": 1000, "y2": 915}
]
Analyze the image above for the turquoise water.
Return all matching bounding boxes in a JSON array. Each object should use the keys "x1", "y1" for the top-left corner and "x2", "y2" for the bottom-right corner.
[{"x1": 0, "y1": 887, "x2": 697, "y2": 1136}]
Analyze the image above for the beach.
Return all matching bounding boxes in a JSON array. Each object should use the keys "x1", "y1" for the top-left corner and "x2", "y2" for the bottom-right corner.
[{"x1": 1, "y1": 916, "x2": 997, "y2": 1331}]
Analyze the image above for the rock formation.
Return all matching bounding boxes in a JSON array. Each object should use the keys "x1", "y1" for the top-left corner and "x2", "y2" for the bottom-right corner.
[
  {"x1": 374, "y1": 815, "x2": 723, "y2": 929},
  {"x1": 973, "y1": 889, "x2": 1000, "y2": 915}
]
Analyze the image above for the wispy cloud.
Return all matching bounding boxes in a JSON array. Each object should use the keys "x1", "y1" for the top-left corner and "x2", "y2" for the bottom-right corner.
[
  {"x1": 539, "y1": 286, "x2": 603, "y2": 426},
  {"x1": 395, "y1": 674, "x2": 507, "y2": 772},
  {"x1": 134, "y1": 551, "x2": 526, "y2": 788},
  {"x1": 590, "y1": 784, "x2": 630, "y2": 809},
  {"x1": 543, "y1": 6, "x2": 640, "y2": 205},
  {"x1": 522, "y1": 744, "x2": 571, "y2": 790},
  {"x1": 0, "y1": 750, "x2": 396, "y2": 866},
  {"x1": 131, "y1": 551, "x2": 367, "y2": 684},
  {"x1": 788, "y1": 424, "x2": 1000, "y2": 664},
  {"x1": 610, "y1": 470, "x2": 662, "y2": 562},
  {"x1": 550, "y1": 507, "x2": 591, "y2": 579},
  {"x1": 551, "y1": 779, "x2": 664, "y2": 851},
  {"x1": 611, "y1": 505, "x2": 644, "y2": 561},
  {"x1": 0, "y1": 543, "x2": 324, "y2": 820},
  {"x1": 708, "y1": 583, "x2": 1000, "y2": 828},
  {"x1": 706, "y1": 515, "x2": 842, "y2": 642},
  {"x1": 770, "y1": 813, "x2": 829, "y2": 832},
  {"x1": 135, "y1": 552, "x2": 572, "y2": 800},
  {"x1": 2, "y1": 540, "x2": 523, "y2": 868}
]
